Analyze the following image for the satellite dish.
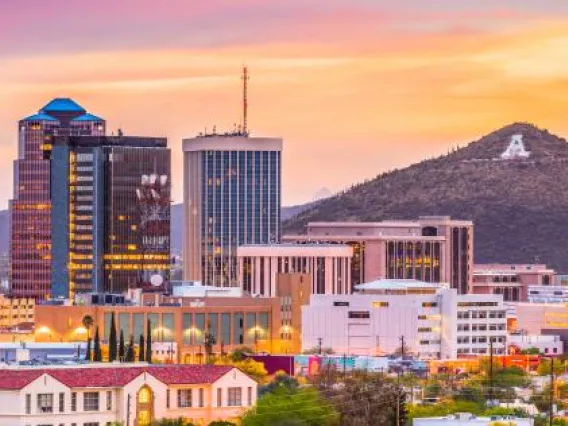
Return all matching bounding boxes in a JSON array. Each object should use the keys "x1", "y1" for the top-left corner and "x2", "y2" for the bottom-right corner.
[{"x1": 150, "y1": 274, "x2": 164, "y2": 287}]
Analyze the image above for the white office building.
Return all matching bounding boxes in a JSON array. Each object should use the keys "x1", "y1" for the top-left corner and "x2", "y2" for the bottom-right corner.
[
  {"x1": 414, "y1": 412, "x2": 533, "y2": 425},
  {"x1": 302, "y1": 280, "x2": 507, "y2": 359}
]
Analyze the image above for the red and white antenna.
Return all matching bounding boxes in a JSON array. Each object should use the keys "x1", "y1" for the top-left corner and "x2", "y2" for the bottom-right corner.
[{"x1": 242, "y1": 66, "x2": 249, "y2": 136}]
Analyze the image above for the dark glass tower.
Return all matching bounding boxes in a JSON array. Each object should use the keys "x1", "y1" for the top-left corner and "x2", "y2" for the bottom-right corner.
[
  {"x1": 183, "y1": 135, "x2": 282, "y2": 286},
  {"x1": 45, "y1": 135, "x2": 171, "y2": 298},
  {"x1": 10, "y1": 99, "x2": 105, "y2": 300}
]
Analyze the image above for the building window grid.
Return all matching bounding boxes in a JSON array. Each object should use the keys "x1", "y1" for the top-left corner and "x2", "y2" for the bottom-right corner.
[
  {"x1": 228, "y1": 387, "x2": 242, "y2": 407},
  {"x1": 83, "y1": 391, "x2": 99, "y2": 411}
]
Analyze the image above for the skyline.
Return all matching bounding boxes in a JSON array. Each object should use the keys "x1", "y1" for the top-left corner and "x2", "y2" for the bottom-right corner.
[{"x1": 2, "y1": 1, "x2": 568, "y2": 207}]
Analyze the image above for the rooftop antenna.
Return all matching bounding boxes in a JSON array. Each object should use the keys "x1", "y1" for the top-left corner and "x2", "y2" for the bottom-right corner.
[{"x1": 242, "y1": 66, "x2": 249, "y2": 136}]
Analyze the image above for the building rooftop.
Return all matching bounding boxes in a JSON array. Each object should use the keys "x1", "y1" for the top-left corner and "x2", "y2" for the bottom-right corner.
[
  {"x1": 22, "y1": 112, "x2": 59, "y2": 122},
  {"x1": 71, "y1": 113, "x2": 104, "y2": 122},
  {"x1": 0, "y1": 364, "x2": 236, "y2": 390},
  {"x1": 355, "y1": 279, "x2": 445, "y2": 292},
  {"x1": 41, "y1": 98, "x2": 86, "y2": 113}
]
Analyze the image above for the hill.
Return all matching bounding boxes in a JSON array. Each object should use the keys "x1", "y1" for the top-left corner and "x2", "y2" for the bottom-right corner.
[{"x1": 283, "y1": 123, "x2": 568, "y2": 272}]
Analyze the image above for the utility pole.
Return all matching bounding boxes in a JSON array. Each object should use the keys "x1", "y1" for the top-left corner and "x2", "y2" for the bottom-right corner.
[
  {"x1": 400, "y1": 335, "x2": 405, "y2": 358},
  {"x1": 343, "y1": 353, "x2": 347, "y2": 381},
  {"x1": 318, "y1": 337, "x2": 323, "y2": 355},
  {"x1": 550, "y1": 357, "x2": 555, "y2": 426},
  {"x1": 489, "y1": 340, "x2": 494, "y2": 402}
]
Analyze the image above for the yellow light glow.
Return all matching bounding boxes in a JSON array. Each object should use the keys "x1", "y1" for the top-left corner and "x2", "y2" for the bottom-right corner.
[{"x1": 37, "y1": 326, "x2": 50, "y2": 333}]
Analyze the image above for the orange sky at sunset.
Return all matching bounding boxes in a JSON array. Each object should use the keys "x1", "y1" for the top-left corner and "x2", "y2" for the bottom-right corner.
[{"x1": 1, "y1": 1, "x2": 568, "y2": 207}]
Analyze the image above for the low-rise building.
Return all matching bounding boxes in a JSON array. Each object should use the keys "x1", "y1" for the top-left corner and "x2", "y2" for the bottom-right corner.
[
  {"x1": 508, "y1": 334, "x2": 563, "y2": 356},
  {"x1": 413, "y1": 413, "x2": 533, "y2": 425},
  {"x1": 0, "y1": 295, "x2": 35, "y2": 329},
  {"x1": 302, "y1": 280, "x2": 507, "y2": 359},
  {"x1": 0, "y1": 363, "x2": 257, "y2": 426},
  {"x1": 472, "y1": 263, "x2": 556, "y2": 302}
]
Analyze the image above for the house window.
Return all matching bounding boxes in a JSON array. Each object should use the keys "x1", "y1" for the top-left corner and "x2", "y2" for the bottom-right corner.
[
  {"x1": 37, "y1": 393, "x2": 54, "y2": 413},
  {"x1": 25, "y1": 393, "x2": 31, "y2": 414},
  {"x1": 217, "y1": 388, "x2": 222, "y2": 407},
  {"x1": 106, "y1": 391, "x2": 112, "y2": 411},
  {"x1": 177, "y1": 389, "x2": 192, "y2": 408},
  {"x1": 83, "y1": 392, "x2": 100, "y2": 411},
  {"x1": 71, "y1": 392, "x2": 77, "y2": 412},
  {"x1": 227, "y1": 387, "x2": 242, "y2": 406},
  {"x1": 59, "y1": 392, "x2": 65, "y2": 412},
  {"x1": 166, "y1": 389, "x2": 170, "y2": 409},
  {"x1": 198, "y1": 388, "x2": 204, "y2": 407},
  {"x1": 247, "y1": 387, "x2": 253, "y2": 406}
]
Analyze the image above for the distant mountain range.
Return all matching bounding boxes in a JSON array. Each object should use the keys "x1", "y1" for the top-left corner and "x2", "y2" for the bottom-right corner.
[{"x1": 283, "y1": 123, "x2": 568, "y2": 273}]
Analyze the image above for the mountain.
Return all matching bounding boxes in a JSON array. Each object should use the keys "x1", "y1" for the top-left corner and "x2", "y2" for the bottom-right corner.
[{"x1": 283, "y1": 123, "x2": 568, "y2": 273}]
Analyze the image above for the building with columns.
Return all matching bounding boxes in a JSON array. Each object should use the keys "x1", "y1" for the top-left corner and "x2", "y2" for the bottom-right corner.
[{"x1": 237, "y1": 244, "x2": 353, "y2": 296}]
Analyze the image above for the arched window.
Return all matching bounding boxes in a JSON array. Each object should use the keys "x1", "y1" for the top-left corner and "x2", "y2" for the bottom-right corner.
[{"x1": 136, "y1": 386, "x2": 154, "y2": 426}]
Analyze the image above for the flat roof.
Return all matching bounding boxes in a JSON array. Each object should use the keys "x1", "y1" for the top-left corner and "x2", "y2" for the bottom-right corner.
[
  {"x1": 183, "y1": 135, "x2": 282, "y2": 152},
  {"x1": 355, "y1": 279, "x2": 444, "y2": 291}
]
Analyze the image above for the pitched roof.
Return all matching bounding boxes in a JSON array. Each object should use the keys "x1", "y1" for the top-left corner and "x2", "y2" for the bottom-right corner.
[
  {"x1": 22, "y1": 112, "x2": 59, "y2": 122},
  {"x1": 71, "y1": 113, "x2": 104, "y2": 122},
  {"x1": 41, "y1": 98, "x2": 86, "y2": 113},
  {"x1": 0, "y1": 365, "x2": 237, "y2": 390}
]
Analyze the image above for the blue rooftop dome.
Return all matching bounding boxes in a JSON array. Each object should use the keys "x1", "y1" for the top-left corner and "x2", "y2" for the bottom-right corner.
[
  {"x1": 22, "y1": 112, "x2": 59, "y2": 122},
  {"x1": 41, "y1": 98, "x2": 86, "y2": 113},
  {"x1": 72, "y1": 113, "x2": 104, "y2": 122}
]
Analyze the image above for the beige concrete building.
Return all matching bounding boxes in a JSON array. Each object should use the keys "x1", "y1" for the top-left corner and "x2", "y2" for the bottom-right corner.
[
  {"x1": 237, "y1": 244, "x2": 353, "y2": 296},
  {"x1": 0, "y1": 295, "x2": 35, "y2": 329},
  {"x1": 283, "y1": 216, "x2": 473, "y2": 294}
]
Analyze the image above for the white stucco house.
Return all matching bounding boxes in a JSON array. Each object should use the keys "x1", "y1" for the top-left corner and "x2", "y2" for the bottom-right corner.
[{"x1": 0, "y1": 363, "x2": 257, "y2": 426}]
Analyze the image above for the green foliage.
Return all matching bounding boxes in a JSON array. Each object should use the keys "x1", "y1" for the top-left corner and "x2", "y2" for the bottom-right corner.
[
  {"x1": 151, "y1": 418, "x2": 194, "y2": 426},
  {"x1": 215, "y1": 358, "x2": 268, "y2": 383},
  {"x1": 537, "y1": 358, "x2": 566, "y2": 376},
  {"x1": 109, "y1": 312, "x2": 117, "y2": 362},
  {"x1": 259, "y1": 372, "x2": 299, "y2": 397},
  {"x1": 118, "y1": 329, "x2": 125, "y2": 361},
  {"x1": 93, "y1": 326, "x2": 102, "y2": 362},
  {"x1": 139, "y1": 334, "x2": 145, "y2": 362},
  {"x1": 208, "y1": 422, "x2": 237, "y2": 426},
  {"x1": 228, "y1": 346, "x2": 253, "y2": 362},
  {"x1": 521, "y1": 347, "x2": 541, "y2": 355},
  {"x1": 82, "y1": 315, "x2": 94, "y2": 335},
  {"x1": 126, "y1": 335, "x2": 135, "y2": 362},
  {"x1": 146, "y1": 319, "x2": 152, "y2": 364},
  {"x1": 408, "y1": 400, "x2": 483, "y2": 421},
  {"x1": 241, "y1": 387, "x2": 339, "y2": 426}
]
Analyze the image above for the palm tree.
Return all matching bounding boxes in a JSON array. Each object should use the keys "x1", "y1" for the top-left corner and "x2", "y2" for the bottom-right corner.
[{"x1": 82, "y1": 315, "x2": 94, "y2": 340}]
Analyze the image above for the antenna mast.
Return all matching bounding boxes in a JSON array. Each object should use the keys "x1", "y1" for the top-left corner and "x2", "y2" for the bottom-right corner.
[{"x1": 242, "y1": 66, "x2": 249, "y2": 136}]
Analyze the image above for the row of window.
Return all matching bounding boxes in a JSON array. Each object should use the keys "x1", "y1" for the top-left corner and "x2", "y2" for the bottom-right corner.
[
  {"x1": 457, "y1": 324, "x2": 506, "y2": 332},
  {"x1": 457, "y1": 311, "x2": 506, "y2": 319},
  {"x1": 26, "y1": 391, "x2": 111, "y2": 414}
]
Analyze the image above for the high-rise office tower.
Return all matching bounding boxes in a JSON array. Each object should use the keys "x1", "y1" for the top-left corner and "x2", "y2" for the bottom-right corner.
[
  {"x1": 43, "y1": 135, "x2": 171, "y2": 298},
  {"x1": 10, "y1": 99, "x2": 105, "y2": 299},
  {"x1": 183, "y1": 135, "x2": 282, "y2": 286}
]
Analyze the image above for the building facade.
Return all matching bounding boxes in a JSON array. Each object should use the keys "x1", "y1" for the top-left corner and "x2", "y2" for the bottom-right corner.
[
  {"x1": 0, "y1": 364, "x2": 257, "y2": 426},
  {"x1": 0, "y1": 295, "x2": 35, "y2": 329},
  {"x1": 44, "y1": 135, "x2": 170, "y2": 298},
  {"x1": 237, "y1": 244, "x2": 353, "y2": 296},
  {"x1": 10, "y1": 98, "x2": 105, "y2": 300},
  {"x1": 283, "y1": 216, "x2": 473, "y2": 294},
  {"x1": 183, "y1": 135, "x2": 282, "y2": 286},
  {"x1": 472, "y1": 264, "x2": 556, "y2": 302},
  {"x1": 35, "y1": 276, "x2": 309, "y2": 359},
  {"x1": 301, "y1": 280, "x2": 507, "y2": 359}
]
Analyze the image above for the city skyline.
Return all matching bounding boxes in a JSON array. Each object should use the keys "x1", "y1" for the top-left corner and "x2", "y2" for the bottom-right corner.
[{"x1": 2, "y1": 1, "x2": 568, "y2": 208}]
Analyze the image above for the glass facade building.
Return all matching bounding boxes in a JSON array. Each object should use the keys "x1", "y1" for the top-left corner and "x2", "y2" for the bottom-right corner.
[
  {"x1": 46, "y1": 135, "x2": 170, "y2": 297},
  {"x1": 10, "y1": 98, "x2": 105, "y2": 300},
  {"x1": 183, "y1": 136, "x2": 282, "y2": 286}
]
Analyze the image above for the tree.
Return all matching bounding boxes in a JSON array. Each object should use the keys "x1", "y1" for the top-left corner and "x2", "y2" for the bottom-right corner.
[
  {"x1": 146, "y1": 319, "x2": 152, "y2": 364},
  {"x1": 204, "y1": 328, "x2": 216, "y2": 364},
  {"x1": 109, "y1": 312, "x2": 117, "y2": 362},
  {"x1": 126, "y1": 335, "x2": 135, "y2": 362},
  {"x1": 151, "y1": 418, "x2": 194, "y2": 426},
  {"x1": 93, "y1": 326, "x2": 102, "y2": 362},
  {"x1": 241, "y1": 387, "x2": 339, "y2": 426},
  {"x1": 397, "y1": 387, "x2": 408, "y2": 426},
  {"x1": 229, "y1": 346, "x2": 254, "y2": 362},
  {"x1": 260, "y1": 372, "x2": 299, "y2": 397},
  {"x1": 82, "y1": 315, "x2": 94, "y2": 340},
  {"x1": 139, "y1": 334, "x2": 145, "y2": 362},
  {"x1": 118, "y1": 330, "x2": 125, "y2": 361},
  {"x1": 209, "y1": 422, "x2": 237, "y2": 426},
  {"x1": 215, "y1": 358, "x2": 268, "y2": 383},
  {"x1": 85, "y1": 337, "x2": 92, "y2": 361}
]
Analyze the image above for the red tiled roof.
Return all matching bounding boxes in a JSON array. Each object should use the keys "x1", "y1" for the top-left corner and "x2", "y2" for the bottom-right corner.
[{"x1": 0, "y1": 365, "x2": 236, "y2": 390}]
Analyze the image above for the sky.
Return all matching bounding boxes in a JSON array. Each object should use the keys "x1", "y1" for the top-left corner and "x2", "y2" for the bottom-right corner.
[{"x1": 1, "y1": 1, "x2": 568, "y2": 207}]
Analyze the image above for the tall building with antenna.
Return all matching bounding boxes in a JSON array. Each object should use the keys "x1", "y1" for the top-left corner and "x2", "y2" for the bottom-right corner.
[
  {"x1": 183, "y1": 68, "x2": 283, "y2": 286},
  {"x1": 10, "y1": 98, "x2": 105, "y2": 300}
]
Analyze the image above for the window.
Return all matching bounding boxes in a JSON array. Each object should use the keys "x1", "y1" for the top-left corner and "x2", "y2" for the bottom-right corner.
[
  {"x1": 177, "y1": 389, "x2": 192, "y2": 408},
  {"x1": 333, "y1": 301, "x2": 349, "y2": 307},
  {"x1": 422, "y1": 302, "x2": 438, "y2": 308},
  {"x1": 59, "y1": 392, "x2": 64, "y2": 412},
  {"x1": 26, "y1": 393, "x2": 31, "y2": 414},
  {"x1": 84, "y1": 423, "x2": 99, "y2": 426},
  {"x1": 247, "y1": 387, "x2": 253, "y2": 406},
  {"x1": 37, "y1": 394, "x2": 54, "y2": 413},
  {"x1": 166, "y1": 389, "x2": 170, "y2": 409},
  {"x1": 198, "y1": 388, "x2": 204, "y2": 407},
  {"x1": 418, "y1": 327, "x2": 432, "y2": 333},
  {"x1": 228, "y1": 387, "x2": 242, "y2": 406},
  {"x1": 417, "y1": 315, "x2": 427, "y2": 320},
  {"x1": 83, "y1": 392, "x2": 100, "y2": 411},
  {"x1": 71, "y1": 392, "x2": 77, "y2": 412},
  {"x1": 348, "y1": 311, "x2": 370, "y2": 319},
  {"x1": 217, "y1": 388, "x2": 222, "y2": 407},
  {"x1": 372, "y1": 302, "x2": 389, "y2": 308},
  {"x1": 106, "y1": 391, "x2": 112, "y2": 411}
]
